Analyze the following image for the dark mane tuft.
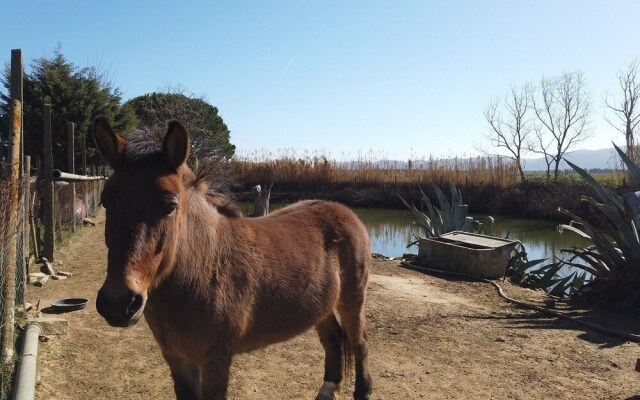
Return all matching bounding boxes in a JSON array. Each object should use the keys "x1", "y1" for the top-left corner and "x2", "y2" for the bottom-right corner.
[
  {"x1": 190, "y1": 159, "x2": 242, "y2": 217},
  {"x1": 206, "y1": 193, "x2": 243, "y2": 218},
  {"x1": 120, "y1": 124, "x2": 241, "y2": 217},
  {"x1": 122, "y1": 126, "x2": 165, "y2": 163}
]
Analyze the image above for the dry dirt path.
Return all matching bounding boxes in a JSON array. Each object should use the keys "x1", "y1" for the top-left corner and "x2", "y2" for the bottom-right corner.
[{"x1": 27, "y1": 210, "x2": 640, "y2": 399}]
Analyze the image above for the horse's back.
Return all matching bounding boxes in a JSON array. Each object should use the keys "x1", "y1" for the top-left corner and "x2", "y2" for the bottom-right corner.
[
  {"x1": 222, "y1": 200, "x2": 369, "y2": 351},
  {"x1": 260, "y1": 200, "x2": 371, "y2": 258},
  {"x1": 265, "y1": 199, "x2": 372, "y2": 304}
]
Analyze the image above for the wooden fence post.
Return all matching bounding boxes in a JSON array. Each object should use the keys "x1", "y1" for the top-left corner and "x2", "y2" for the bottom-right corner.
[
  {"x1": 81, "y1": 132, "x2": 89, "y2": 215},
  {"x1": 21, "y1": 155, "x2": 31, "y2": 301},
  {"x1": 22, "y1": 154, "x2": 30, "y2": 254},
  {"x1": 29, "y1": 191, "x2": 39, "y2": 260},
  {"x1": 92, "y1": 165, "x2": 99, "y2": 215},
  {"x1": 2, "y1": 100, "x2": 22, "y2": 364},
  {"x1": 10, "y1": 49, "x2": 23, "y2": 165},
  {"x1": 81, "y1": 131, "x2": 87, "y2": 176},
  {"x1": 13, "y1": 49, "x2": 27, "y2": 306},
  {"x1": 43, "y1": 105, "x2": 55, "y2": 262},
  {"x1": 67, "y1": 122, "x2": 76, "y2": 232}
]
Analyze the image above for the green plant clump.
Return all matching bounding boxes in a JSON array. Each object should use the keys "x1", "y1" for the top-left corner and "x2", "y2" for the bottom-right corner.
[
  {"x1": 399, "y1": 182, "x2": 494, "y2": 238},
  {"x1": 514, "y1": 144, "x2": 640, "y2": 303}
]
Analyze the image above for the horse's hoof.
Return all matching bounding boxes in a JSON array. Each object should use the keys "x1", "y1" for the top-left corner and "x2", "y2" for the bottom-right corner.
[{"x1": 315, "y1": 394, "x2": 335, "y2": 400}]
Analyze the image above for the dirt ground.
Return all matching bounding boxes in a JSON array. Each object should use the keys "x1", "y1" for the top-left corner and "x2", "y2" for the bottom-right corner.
[{"x1": 26, "y1": 210, "x2": 640, "y2": 399}]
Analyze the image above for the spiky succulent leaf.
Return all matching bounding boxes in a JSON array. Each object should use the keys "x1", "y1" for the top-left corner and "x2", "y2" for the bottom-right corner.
[
  {"x1": 548, "y1": 273, "x2": 574, "y2": 297},
  {"x1": 398, "y1": 195, "x2": 436, "y2": 237},
  {"x1": 532, "y1": 262, "x2": 564, "y2": 290},
  {"x1": 565, "y1": 159, "x2": 624, "y2": 212},
  {"x1": 558, "y1": 224, "x2": 591, "y2": 239},
  {"x1": 614, "y1": 143, "x2": 640, "y2": 189},
  {"x1": 432, "y1": 183, "x2": 453, "y2": 232}
]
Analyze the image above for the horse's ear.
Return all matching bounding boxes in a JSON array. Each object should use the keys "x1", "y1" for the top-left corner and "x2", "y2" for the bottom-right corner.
[
  {"x1": 163, "y1": 120, "x2": 190, "y2": 169},
  {"x1": 93, "y1": 116, "x2": 125, "y2": 169}
]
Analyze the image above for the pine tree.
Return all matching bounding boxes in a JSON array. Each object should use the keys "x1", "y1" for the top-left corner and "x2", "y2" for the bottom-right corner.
[
  {"x1": 126, "y1": 91, "x2": 235, "y2": 160},
  {"x1": 0, "y1": 48, "x2": 137, "y2": 170}
]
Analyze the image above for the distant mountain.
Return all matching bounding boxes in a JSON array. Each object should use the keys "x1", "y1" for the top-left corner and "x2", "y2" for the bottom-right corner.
[
  {"x1": 522, "y1": 147, "x2": 622, "y2": 171},
  {"x1": 333, "y1": 147, "x2": 624, "y2": 171}
]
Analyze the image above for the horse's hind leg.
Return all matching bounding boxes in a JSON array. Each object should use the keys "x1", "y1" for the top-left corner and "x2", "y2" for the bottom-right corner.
[
  {"x1": 315, "y1": 314, "x2": 344, "y2": 400},
  {"x1": 338, "y1": 305, "x2": 372, "y2": 400}
]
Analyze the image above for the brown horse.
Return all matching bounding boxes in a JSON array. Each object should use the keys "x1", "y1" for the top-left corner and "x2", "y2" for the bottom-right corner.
[{"x1": 93, "y1": 117, "x2": 373, "y2": 400}]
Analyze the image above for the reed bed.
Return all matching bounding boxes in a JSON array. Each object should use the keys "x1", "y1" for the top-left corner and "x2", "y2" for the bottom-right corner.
[
  {"x1": 231, "y1": 150, "x2": 521, "y2": 189},
  {"x1": 230, "y1": 149, "x2": 630, "y2": 219}
]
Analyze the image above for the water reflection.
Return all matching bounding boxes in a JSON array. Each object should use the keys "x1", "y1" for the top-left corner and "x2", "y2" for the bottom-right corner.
[
  {"x1": 352, "y1": 208, "x2": 592, "y2": 261},
  {"x1": 351, "y1": 208, "x2": 420, "y2": 257},
  {"x1": 487, "y1": 217, "x2": 592, "y2": 262}
]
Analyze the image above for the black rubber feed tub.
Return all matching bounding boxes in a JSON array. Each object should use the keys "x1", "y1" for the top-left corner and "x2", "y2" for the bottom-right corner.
[{"x1": 51, "y1": 298, "x2": 88, "y2": 312}]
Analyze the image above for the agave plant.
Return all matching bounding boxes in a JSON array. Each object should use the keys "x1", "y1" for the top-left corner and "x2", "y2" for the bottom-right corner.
[
  {"x1": 520, "y1": 144, "x2": 640, "y2": 299},
  {"x1": 510, "y1": 255, "x2": 593, "y2": 298},
  {"x1": 399, "y1": 182, "x2": 494, "y2": 238}
]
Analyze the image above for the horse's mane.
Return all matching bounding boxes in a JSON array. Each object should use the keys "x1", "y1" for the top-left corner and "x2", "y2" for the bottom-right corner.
[
  {"x1": 123, "y1": 127, "x2": 164, "y2": 162},
  {"x1": 122, "y1": 125, "x2": 243, "y2": 218}
]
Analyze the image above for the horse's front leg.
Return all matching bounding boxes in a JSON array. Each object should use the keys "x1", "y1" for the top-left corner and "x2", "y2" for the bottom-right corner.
[
  {"x1": 200, "y1": 349, "x2": 232, "y2": 400},
  {"x1": 162, "y1": 351, "x2": 201, "y2": 400}
]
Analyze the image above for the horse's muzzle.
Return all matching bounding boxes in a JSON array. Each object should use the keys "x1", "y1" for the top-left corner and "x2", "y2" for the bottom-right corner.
[{"x1": 96, "y1": 288, "x2": 145, "y2": 328}]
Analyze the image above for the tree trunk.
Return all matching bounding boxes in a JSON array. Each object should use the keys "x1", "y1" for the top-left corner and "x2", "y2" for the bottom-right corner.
[{"x1": 627, "y1": 124, "x2": 635, "y2": 162}]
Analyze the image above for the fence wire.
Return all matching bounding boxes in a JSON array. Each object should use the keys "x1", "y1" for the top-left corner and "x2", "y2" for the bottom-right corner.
[
  {"x1": 0, "y1": 166, "x2": 105, "y2": 399},
  {"x1": 53, "y1": 179, "x2": 103, "y2": 240},
  {"x1": 0, "y1": 172, "x2": 29, "y2": 399}
]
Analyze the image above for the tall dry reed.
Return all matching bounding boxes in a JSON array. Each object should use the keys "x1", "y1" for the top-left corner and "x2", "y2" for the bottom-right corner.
[{"x1": 231, "y1": 149, "x2": 521, "y2": 189}]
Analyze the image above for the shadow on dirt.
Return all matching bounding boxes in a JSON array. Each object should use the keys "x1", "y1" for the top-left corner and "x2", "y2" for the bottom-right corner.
[
  {"x1": 400, "y1": 262, "x2": 640, "y2": 348},
  {"x1": 465, "y1": 306, "x2": 640, "y2": 348}
]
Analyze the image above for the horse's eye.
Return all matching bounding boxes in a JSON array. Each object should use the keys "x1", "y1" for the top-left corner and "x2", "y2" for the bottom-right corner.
[{"x1": 165, "y1": 202, "x2": 178, "y2": 216}]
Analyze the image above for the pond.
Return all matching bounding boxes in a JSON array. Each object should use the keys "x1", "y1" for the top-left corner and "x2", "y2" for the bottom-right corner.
[
  {"x1": 241, "y1": 202, "x2": 590, "y2": 263},
  {"x1": 351, "y1": 208, "x2": 592, "y2": 262}
]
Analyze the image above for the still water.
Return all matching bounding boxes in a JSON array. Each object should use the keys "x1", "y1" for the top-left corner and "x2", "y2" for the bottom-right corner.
[
  {"x1": 241, "y1": 203, "x2": 589, "y2": 262},
  {"x1": 351, "y1": 208, "x2": 591, "y2": 261}
]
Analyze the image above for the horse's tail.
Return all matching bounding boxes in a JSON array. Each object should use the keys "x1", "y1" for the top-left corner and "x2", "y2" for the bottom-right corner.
[{"x1": 341, "y1": 322, "x2": 353, "y2": 382}]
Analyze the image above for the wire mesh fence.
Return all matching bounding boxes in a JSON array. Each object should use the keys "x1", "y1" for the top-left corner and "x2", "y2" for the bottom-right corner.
[
  {"x1": 51, "y1": 179, "x2": 103, "y2": 242},
  {"x1": 0, "y1": 163, "x2": 105, "y2": 399},
  {"x1": 0, "y1": 51, "x2": 111, "y2": 398},
  {"x1": 0, "y1": 169, "x2": 29, "y2": 399}
]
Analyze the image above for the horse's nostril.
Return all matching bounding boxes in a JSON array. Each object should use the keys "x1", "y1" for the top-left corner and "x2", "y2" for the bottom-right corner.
[{"x1": 126, "y1": 293, "x2": 144, "y2": 317}]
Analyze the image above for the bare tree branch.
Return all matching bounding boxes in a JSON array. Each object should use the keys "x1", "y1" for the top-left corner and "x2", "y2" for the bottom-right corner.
[
  {"x1": 531, "y1": 71, "x2": 591, "y2": 180},
  {"x1": 604, "y1": 57, "x2": 640, "y2": 161},
  {"x1": 527, "y1": 124, "x2": 555, "y2": 180},
  {"x1": 482, "y1": 84, "x2": 532, "y2": 182}
]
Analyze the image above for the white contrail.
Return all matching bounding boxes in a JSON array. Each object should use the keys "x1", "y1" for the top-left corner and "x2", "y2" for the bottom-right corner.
[{"x1": 280, "y1": 57, "x2": 294, "y2": 81}]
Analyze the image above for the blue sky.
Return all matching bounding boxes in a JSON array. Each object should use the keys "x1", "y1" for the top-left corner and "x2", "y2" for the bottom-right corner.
[{"x1": 2, "y1": 1, "x2": 639, "y2": 160}]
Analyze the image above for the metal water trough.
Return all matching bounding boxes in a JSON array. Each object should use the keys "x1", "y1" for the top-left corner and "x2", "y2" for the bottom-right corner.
[{"x1": 417, "y1": 231, "x2": 520, "y2": 278}]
